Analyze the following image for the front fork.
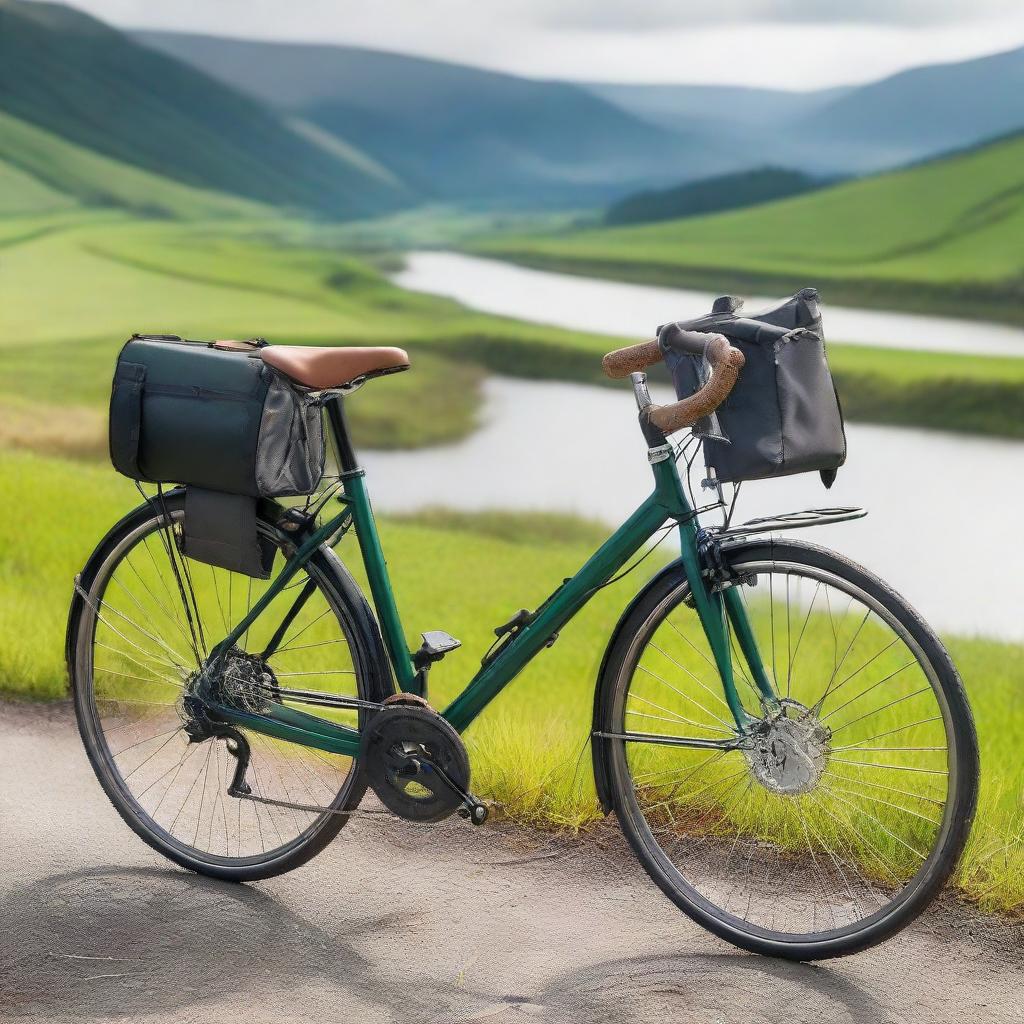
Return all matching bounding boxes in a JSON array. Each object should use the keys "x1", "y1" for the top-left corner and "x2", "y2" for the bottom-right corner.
[{"x1": 676, "y1": 519, "x2": 777, "y2": 732}]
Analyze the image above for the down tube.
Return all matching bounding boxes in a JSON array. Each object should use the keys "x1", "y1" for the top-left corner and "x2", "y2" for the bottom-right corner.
[{"x1": 441, "y1": 493, "x2": 670, "y2": 733}]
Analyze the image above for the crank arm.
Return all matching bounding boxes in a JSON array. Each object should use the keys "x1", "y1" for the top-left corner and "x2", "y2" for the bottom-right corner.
[{"x1": 424, "y1": 759, "x2": 489, "y2": 826}]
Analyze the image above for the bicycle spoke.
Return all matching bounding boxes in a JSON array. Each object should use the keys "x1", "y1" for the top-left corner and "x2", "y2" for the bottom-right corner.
[
  {"x1": 79, "y1": 505, "x2": 360, "y2": 869},
  {"x1": 636, "y1": 666, "x2": 734, "y2": 731},
  {"x1": 829, "y1": 757, "x2": 947, "y2": 776},
  {"x1": 831, "y1": 716, "x2": 942, "y2": 750},
  {"x1": 648, "y1": 641, "x2": 733, "y2": 715},
  {"x1": 820, "y1": 769, "x2": 945, "y2": 807},
  {"x1": 628, "y1": 688, "x2": 733, "y2": 734},
  {"x1": 827, "y1": 684, "x2": 932, "y2": 733}
]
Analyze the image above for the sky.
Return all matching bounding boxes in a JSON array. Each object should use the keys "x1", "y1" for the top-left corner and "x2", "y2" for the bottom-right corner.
[{"x1": 42, "y1": 0, "x2": 1024, "y2": 90}]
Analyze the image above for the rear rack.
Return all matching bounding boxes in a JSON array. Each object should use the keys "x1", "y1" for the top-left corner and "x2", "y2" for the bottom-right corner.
[{"x1": 717, "y1": 506, "x2": 867, "y2": 539}]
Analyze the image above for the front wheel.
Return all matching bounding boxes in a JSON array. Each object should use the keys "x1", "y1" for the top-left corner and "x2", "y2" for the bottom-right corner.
[{"x1": 597, "y1": 539, "x2": 978, "y2": 960}]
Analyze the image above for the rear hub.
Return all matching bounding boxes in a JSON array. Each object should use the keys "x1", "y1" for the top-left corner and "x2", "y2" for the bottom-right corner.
[{"x1": 179, "y1": 647, "x2": 278, "y2": 741}]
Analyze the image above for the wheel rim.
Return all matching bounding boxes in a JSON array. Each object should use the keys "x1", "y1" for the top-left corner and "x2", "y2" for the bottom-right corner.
[
  {"x1": 611, "y1": 557, "x2": 963, "y2": 945},
  {"x1": 75, "y1": 506, "x2": 363, "y2": 869}
]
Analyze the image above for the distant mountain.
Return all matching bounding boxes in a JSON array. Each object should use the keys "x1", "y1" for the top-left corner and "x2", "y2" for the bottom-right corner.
[
  {"x1": 605, "y1": 167, "x2": 829, "y2": 226},
  {"x1": 134, "y1": 32, "x2": 743, "y2": 205},
  {"x1": 0, "y1": 1, "x2": 412, "y2": 219},
  {"x1": 589, "y1": 46, "x2": 1024, "y2": 176},
  {"x1": 586, "y1": 82, "x2": 848, "y2": 137},
  {"x1": 800, "y1": 45, "x2": 1024, "y2": 170}
]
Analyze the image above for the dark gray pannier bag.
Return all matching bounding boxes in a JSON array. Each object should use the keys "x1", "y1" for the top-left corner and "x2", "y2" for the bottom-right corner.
[
  {"x1": 109, "y1": 334, "x2": 325, "y2": 497},
  {"x1": 109, "y1": 334, "x2": 326, "y2": 578},
  {"x1": 659, "y1": 288, "x2": 846, "y2": 487}
]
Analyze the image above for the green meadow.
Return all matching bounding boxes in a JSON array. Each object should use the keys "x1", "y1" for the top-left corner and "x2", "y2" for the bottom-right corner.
[
  {"x1": 475, "y1": 131, "x2": 1024, "y2": 325},
  {"x1": 2, "y1": 211, "x2": 1024, "y2": 452},
  {"x1": 0, "y1": 211, "x2": 622, "y2": 457}
]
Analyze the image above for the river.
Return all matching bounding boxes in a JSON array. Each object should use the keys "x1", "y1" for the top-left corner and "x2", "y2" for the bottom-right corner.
[
  {"x1": 393, "y1": 250, "x2": 1024, "y2": 357},
  {"x1": 364, "y1": 253, "x2": 1024, "y2": 641}
]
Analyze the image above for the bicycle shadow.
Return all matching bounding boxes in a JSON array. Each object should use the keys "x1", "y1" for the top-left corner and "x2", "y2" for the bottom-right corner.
[
  {"x1": 532, "y1": 950, "x2": 897, "y2": 1024},
  {"x1": 0, "y1": 865, "x2": 488, "y2": 1022},
  {"x1": 0, "y1": 861, "x2": 979, "y2": 1024}
]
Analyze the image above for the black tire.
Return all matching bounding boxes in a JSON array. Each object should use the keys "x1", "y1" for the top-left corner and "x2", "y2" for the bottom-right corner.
[
  {"x1": 68, "y1": 493, "x2": 391, "y2": 882},
  {"x1": 596, "y1": 539, "x2": 978, "y2": 960}
]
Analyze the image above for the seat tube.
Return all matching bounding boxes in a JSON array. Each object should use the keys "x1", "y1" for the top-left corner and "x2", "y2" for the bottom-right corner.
[{"x1": 325, "y1": 397, "x2": 418, "y2": 694}]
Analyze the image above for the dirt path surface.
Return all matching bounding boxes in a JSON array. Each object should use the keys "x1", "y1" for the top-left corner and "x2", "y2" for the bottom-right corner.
[{"x1": 1, "y1": 701, "x2": 1020, "y2": 1024}]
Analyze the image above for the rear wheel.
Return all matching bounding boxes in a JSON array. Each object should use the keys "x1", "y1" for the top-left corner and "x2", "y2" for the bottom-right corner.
[
  {"x1": 69, "y1": 494, "x2": 384, "y2": 881},
  {"x1": 598, "y1": 540, "x2": 978, "y2": 959}
]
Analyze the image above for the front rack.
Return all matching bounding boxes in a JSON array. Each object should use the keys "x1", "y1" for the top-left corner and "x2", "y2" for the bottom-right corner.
[{"x1": 716, "y1": 506, "x2": 867, "y2": 539}]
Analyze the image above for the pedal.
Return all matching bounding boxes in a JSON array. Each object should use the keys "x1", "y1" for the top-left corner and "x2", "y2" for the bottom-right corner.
[
  {"x1": 425, "y1": 755, "x2": 489, "y2": 827},
  {"x1": 458, "y1": 798, "x2": 489, "y2": 827},
  {"x1": 414, "y1": 630, "x2": 461, "y2": 669}
]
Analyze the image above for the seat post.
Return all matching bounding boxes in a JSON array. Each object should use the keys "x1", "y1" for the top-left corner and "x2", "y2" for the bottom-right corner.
[{"x1": 324, "y1": 396, "x2": 359, "y2": 474}]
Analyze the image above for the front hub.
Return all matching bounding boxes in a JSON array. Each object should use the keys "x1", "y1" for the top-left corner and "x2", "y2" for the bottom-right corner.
[{"x1": 743, "y1": 699, "x2": 831, "y2": 796}]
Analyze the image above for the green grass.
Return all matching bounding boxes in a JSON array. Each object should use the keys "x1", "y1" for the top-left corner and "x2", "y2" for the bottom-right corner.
[
  {"x1": 1, "y1": 448, "x2": 1021, "y2": 911},
  {"x1": 6, "y1": 210, "x2": 1024, "y2": 448},
  {"x1": 475, "y1": 132, "x2": 1024, "y2": 325},
  {"x1": 0, "y1": 213, "x2": 622, "y2": 449},
  {"x1": 828, "y1": 345, "x2": 1024, "y2": 438},
  {"x1": 0, "y1": 111, "x2": 269, "y2": 220},
  {"x1": 0, "y1": 154, "x2": 77, "y2": 217}
]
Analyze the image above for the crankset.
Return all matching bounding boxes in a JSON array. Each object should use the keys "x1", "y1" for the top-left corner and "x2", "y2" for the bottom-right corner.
[
  {"x1": 360, "y1": 704, "x2": 488, "y2": 825},
  {"x1": 206, "y1": 691, "x2": 488, "y2": 825}
]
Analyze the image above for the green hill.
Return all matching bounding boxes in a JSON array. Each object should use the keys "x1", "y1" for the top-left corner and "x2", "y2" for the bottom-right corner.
[
  {"x1": 478, "y1": 132, "x2": 1024, "y2": 323},
  {"x1": 604, "y1": 167, "x2": 826, "y2": 226},
  {"x1": 134, "y1": 31, "x2": 741, "y2": 205},
  {"x1": 0, "y1": 1, "x2": 412, "y2": 219},
  {"x1": 0, "y1": 111, "x2": 268, "y2": 220}
]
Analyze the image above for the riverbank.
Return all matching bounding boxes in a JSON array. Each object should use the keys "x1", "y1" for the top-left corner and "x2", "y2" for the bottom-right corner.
[
  {"x1": 395, "y1": 250, "x2": 1024, "y2": 441},
  {"x1": 468, "y1": 248, "x2": 1024, "y2": 330},
  {"x1": 0, "y1": 213, "x2": 618, "y2": 451}
]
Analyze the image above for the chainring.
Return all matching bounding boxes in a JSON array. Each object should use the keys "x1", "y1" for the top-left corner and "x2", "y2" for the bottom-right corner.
[{"x1": 360, "y1": 705, "x2": 471, "y2": 823}]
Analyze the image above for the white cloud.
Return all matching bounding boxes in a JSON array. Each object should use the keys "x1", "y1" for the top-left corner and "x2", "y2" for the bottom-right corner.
[
  {"x1": 526, "y1": 0, "x2": 1024, "y2": 30},
  {"x1": 32, "y1": 0, "x2": 1024, "y2": 89}
]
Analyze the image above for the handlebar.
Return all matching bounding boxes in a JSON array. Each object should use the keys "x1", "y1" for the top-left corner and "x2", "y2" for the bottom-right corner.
[{"x1": 602, "y1": 331, "x2": 745, "y2": 438}]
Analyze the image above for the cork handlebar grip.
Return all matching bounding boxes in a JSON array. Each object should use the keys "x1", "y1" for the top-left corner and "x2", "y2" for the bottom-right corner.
[
  {"x1": 601, "y1": 339, "x2": 663, "y2": 378},
  {"x1": 646, "y1": 334, "x2": 745, "y2": 434}
]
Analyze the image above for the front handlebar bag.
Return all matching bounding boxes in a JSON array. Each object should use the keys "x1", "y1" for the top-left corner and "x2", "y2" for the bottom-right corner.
[
  {"x1": 660, "y1": 288, "x2": 846, "y2": 487},
  {"x1": 108, "y1": 335, "x2": 325, "y2": 497}
]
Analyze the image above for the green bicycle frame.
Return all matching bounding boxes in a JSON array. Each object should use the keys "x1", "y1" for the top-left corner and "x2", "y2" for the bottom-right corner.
[{"x1": 203, "y1": 396, "x2": 776, "y2": 757}]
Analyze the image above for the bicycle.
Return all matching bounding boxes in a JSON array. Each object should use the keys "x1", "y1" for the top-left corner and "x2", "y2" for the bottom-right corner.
[{"x1": 68, "y1": 331, "x2": 979, "y2": 960}]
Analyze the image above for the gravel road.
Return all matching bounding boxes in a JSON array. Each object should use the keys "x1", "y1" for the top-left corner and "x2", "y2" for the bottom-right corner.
[{"x1": 1, "y1": 701, "x2": 1020, "y2": 1023}]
